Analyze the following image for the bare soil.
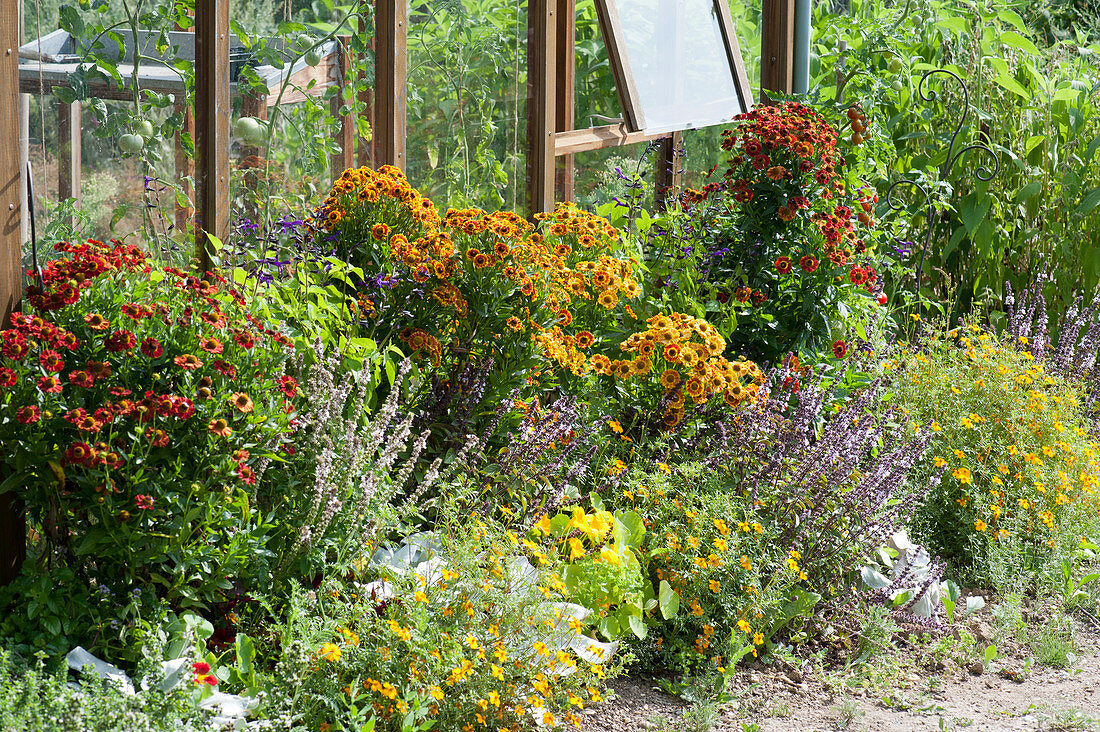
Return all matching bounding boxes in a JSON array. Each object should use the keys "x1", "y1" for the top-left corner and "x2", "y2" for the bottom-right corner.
[{"x1": 580, "y1": 612, "x2": 1100, "y2": 732}]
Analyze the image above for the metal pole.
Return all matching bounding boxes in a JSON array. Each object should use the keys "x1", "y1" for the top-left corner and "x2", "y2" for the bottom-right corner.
[{"x1": 792, "y1": 0, "x2": 811, "y2": 94}]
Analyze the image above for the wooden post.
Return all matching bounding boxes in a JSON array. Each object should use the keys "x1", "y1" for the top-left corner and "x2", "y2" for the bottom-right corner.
[
  {"x1": 654, "y1": 130, "x2": 681, "y2": 209},
  {"x1": 554, "y1": 0, "x2": 575, "y2": 203},
  {"x1": 374, "y1": 0, "x2": 407, "y2": 170},
  {"x1": 330, "y1": 36, "x2": 354, "y2": 183},
  {"x1": 194, "y1": 0, "x2": 230, "y2": 271},
  {"x1": 760, "y1": 0, "x2": 796, "y2": 97},
  {"x1": 1, "y1": 0, "x2": 26, "y2": 586},
  {"x1": 58, "y1": 100, "x2": 81, "y2": 209},
  {"x1": 357, "y1": 12, "x2": 374, "y2": 168},
  {"x1": 526, "y1": 0, "x2": 557, "y2": 216}
]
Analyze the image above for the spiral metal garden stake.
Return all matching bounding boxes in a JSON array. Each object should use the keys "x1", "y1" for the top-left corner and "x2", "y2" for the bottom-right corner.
[{"x1": 885, "y1": 68, "x2": 1000, "y2": 286}]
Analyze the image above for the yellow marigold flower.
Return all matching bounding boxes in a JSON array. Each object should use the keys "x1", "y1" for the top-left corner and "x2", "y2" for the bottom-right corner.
[
  {"x1": 319, "y1": 642, "x2": 342, "y2": 662},
  {"x1": 974, "y1": 519, "x2": 987, "y2": 531},
  {"x1": 952, "y1": 467, "x2": 972, "y2": 484},
  {"x1": 934, "y1": 457, "x2": 947, "y2": 468},
  {"x1": 737, "y1": 619, "x2": 752, "y2": 634}
]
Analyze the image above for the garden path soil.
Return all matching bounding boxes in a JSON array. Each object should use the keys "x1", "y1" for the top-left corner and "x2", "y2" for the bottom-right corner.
[{"x1": 580, "y1": 622, "x2": 1100, "y2": 731}]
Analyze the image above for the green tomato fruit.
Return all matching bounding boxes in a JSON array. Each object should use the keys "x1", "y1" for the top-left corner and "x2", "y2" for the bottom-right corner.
[
  {"x1": 233, "y1": 116, "x2": 266, "y2": 145},
  {"x1": 118, "y1": 133, "x2": 145, "y2": 154},
  {"x1": 304, "y1": 49, "x2": 323, "y2": 67},
  {"x1": 293, "y1": 34, "x2": 314, "y2": 53},
  {"x1": 135, "y1": 120, "x2": 155, "y2": 139},
  {"x1": 891, "y1": 80, "x2": 905, "y2": 92},
  {"x1": 887, "y1": 58, "x2": 904, "y2": 73}
]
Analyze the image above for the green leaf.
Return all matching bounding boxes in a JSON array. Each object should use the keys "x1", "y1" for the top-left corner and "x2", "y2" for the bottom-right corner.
[
  {"x1": 993, "y1": 74, "x2": 1030, "y2": 99},
  {"x1": 1015, "y1": 181, "x2": 1041, "y2": 204},
  {"x1": 997, "y1": 10, "x2": 1027, "y2": 31},
  {"x1": 934, "y1": 16, "x2": 969, "y2": 35},
  {"x1": 1077, "y1": 188, "x2": 1100, "y2": 215},
  {"x1": 626, "y1": 611, "x2": 647, "y2": 639},
  {"x1": 613, "y1": 511, "x2": 645, "y2": 550},
  {"x1": 999, "y1": 31, "x2": 1039, "y2": 55},
  {"x1": 59, "y1": 5, "x2": 85, "y2": 37},
  {"x1": 1087, "y1": 133, "x2": 1100, "y2": 164},
  {"x1": 235, "y1": 633, "x2": 255, "y2": 675},
  {"x1": 658, "y1": 580, "x2": 679, "y2": 620},
  {"x1": 959, "y1": 196, "x2": 992, "y2": 234},
  {"x1": 1052, "y1": 87, "x2": 1080, "y2": 102},
  {"x1": 54, "y1": 86, "x2": 79, "y2": 105}
]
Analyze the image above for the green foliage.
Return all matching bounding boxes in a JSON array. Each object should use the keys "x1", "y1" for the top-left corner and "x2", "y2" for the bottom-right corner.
[
  {"x1": 0, "y1": 646, "x2": 213, "y2": 731},
  {"x1": 1032, "y1": 612, "x2": 1077, "y2": 667},
  {"x1": 886, "y1": 321, "x2": 1100, "y2": 586},
  {"x1": 257, "y1": 509, "x2": 616, "y2": 731},
  {"x1": 0, "y1": 241, "x2": 301, "y2": 658},
  {"x1": 606, "y1": 464, "x2": 813, "y2": 675},
  {"x1": 812, "y1": 0, "x2": 1100, "y2": 327}
]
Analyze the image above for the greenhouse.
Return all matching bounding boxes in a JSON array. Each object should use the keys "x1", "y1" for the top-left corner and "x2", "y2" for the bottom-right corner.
[{"x1": 1, "y1": 0, "x2": 1100, "y2": 730}]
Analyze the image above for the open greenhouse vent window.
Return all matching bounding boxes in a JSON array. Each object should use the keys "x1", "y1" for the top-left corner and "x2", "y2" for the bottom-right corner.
[{"x1": 595, "y1": 0, "x2": 753, "y2": 134}]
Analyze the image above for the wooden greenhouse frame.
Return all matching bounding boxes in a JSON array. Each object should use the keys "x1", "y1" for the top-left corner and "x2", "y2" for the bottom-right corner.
[{"x1": 0, "y1": 0, "x2": 799, "y2": 585}]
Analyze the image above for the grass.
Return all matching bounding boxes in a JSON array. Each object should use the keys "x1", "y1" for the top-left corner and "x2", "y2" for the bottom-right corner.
[{"x1": 1033, "y1": 613, "x2": 1078, "y2": 668}]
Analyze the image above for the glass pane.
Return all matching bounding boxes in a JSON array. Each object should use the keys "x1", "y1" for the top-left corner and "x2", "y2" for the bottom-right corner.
[
  {"x1": 613, "y1": 0, "x2": 748, "y2": 132},
  {"x1": 406, "y1": 0, "x2": 528, "y2": 212}
]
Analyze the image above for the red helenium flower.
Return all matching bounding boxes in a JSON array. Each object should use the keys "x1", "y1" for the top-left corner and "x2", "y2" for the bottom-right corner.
[
  {"x1": 141, "y1": 338, "x2": 163, "y2": 358},
  {"x1": 104, "y1": 330, "x2": 137, "y2": 352},
  {"x1": 16, "y1": 405, "x2": 41, "y2": 424}
]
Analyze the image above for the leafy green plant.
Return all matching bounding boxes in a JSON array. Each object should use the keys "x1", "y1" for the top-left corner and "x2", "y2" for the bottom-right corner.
[
  {"x1": 0, "y1": 646, "x2": 214, "y2": 731},
  {"x1": 1032, "y1": 612, "x2": 1077, "y2": 668},
  {"x1": 812, "y1": 0, "x2": 1100, "y2": 328},
  {"x1": 0, "y1": 240, "x2": 301, "y2": 658},
  {"x1": 940, "y1": 580, "x2": 986, "y2": 623},
  {"x1": 886, "y1": 320, "x2": 1100, "y2": 586},
  {"x1": 1057, "y1": 556, "x2": 1100, "y2": 609}
]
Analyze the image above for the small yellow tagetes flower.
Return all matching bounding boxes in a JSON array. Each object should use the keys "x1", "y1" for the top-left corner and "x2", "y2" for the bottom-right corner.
[{"x1": 319, "y1": 642, "x2": 342, "y2": 663}]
